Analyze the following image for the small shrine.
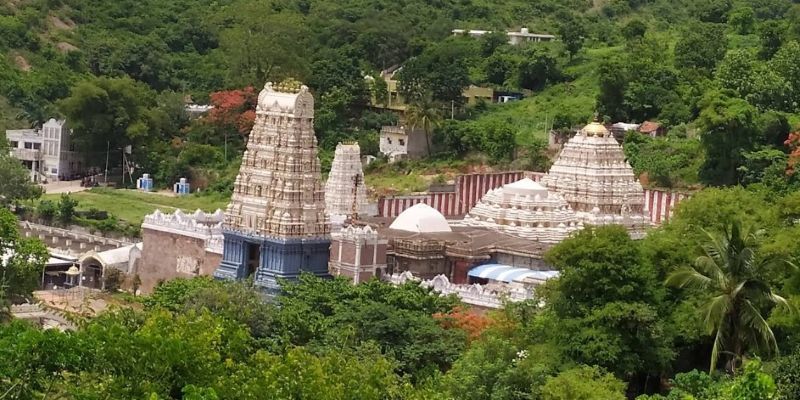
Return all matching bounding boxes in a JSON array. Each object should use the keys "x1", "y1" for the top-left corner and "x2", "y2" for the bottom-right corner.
[
  {"x1": 539, "y1": 119, "x2": 649, "y2": 236},
  {"x1": 136, "y1": 174, "x2": 153, "y2": 192},
  {"x1": 174, "y1": 178, "x2": 190, "y2": 195},
  {"x1": 214, "y1": 80, "x2": 330, "y2": 294},
  {"x1": 458, "y1": 178, "x2": 582, "y2": 243}
]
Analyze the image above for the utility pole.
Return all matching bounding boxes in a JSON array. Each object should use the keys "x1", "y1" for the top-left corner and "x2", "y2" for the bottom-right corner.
[{"x1": 104, "y1": 141, "x2": 109, "y2": 185}]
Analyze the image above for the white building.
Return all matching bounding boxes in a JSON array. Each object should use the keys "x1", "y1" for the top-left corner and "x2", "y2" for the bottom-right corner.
[
  {"x1": 452, "y1": 28, "x2": 555, "y2": 45},
  {"x1": 5, "y1": 119, "x2": 83, "y2": 182},
  {"x1": 379, "y1": 125, "x2": 428, "y2": 162}
]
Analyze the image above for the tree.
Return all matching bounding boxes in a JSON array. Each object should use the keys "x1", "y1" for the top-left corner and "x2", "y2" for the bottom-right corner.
[
  {"x1": 517, "y1": 47, "x2": 561, "y2": 91},
  {"x1": 219, "y1": 8, "x2": 310, "y2": 87},
  {"x1": 57, "y1": 193, "x2": 78, "y2": 225},
  {"x1": 58, "y1": 76, "x2": 156, "y2": 160},
  {"x1": 0, "y1": 208, "x2": 48, "y2": 315},
  {"x1": 405, "y1": 97, "x2": 443, "y2": 156},
  {"x1": 728, "y1": 6, "x2": 755, "y2": 35},
  {"x1": 541, "y1": 365, "x2": 626, "y2": 400},
  {"x1": 545, "y1": 226, "x2": 674, "y2": 377},
  {"x1": 696, "y1": 91, "x2": 759, "y2": 186},
  {"x1": 622, "y1": 19, "x2": 648, "y2": 42},
  {"x1": 666, "y1": 221, "x2": 795, "y2": 373},
  {"x1": 775, "y1": 346, "x2": 800, "y2": 400},
  {"x1": 675, "y1": 23, "x2": 728, "y2": 74},
  {"x1": 757, "y1": 21, "x2": 785, "y2": 60},
  {"x1": 558, "y1": 13, "x2": 586, "y2": 60},
  {"x1": 0, "y1": 151, "x2": 42, "y2": 205}
]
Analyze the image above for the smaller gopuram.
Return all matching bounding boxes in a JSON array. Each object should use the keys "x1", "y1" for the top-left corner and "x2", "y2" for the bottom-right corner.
[
  {"x1": 539, "y1": 119, "x2": 649, "y2": 236},
  {"x1": 214, "y1": 80, "x2": 330, "y2": 293},
  {"x1": 458, "y1": 178, "x2": 582, "y2": 243},
  {"x1": 325, "y1": 142, "x2": 368, "y2": 229}
]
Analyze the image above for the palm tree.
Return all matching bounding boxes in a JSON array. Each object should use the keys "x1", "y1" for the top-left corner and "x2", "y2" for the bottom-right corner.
[
  {"x1": 666, "y1": 221, "x2": 795, "y2": 374},
  {"x1": 405, "y1": 98, "x2": 442, "y2": 156}
]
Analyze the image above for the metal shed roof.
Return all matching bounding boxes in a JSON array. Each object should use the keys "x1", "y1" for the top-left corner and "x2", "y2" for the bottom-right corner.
[{"x1": 468, "y1": 264, "x2": 559, "y2": 283}]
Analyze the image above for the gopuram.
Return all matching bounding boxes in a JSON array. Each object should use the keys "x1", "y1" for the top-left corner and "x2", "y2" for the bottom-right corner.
[
  {"x1": 539, "y1": 119, "x2": 650, "y2": 237},
  {"x1": 325, "y1": 142, "x2": 368, "y2": 229},
  {"x1": 214, "y1": 80, "x2": 330, "y2": 293}
]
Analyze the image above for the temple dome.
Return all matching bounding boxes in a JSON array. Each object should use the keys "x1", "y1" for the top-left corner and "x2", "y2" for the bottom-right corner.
[
  {"x1": 581, "y1": 121, "x2": 610, "y2": 137},
  {"x1": 390, "y1": 203, "x2": 452, "y2": 233}
]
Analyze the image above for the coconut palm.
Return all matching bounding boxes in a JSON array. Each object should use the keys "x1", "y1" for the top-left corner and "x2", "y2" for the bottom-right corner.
[
  {"x1": 666, "y1": 221, "x2": 795, "y2": 374},
  {"x1": 405, "y1": 98, "x2": 442, "y2": 156}
]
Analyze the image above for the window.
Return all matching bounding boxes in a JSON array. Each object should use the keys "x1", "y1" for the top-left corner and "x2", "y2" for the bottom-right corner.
[
  {"x1": 51, "y1": 168, "x2": 57, "y2": 174},
  {"x1": 399, "y1": 139, "x2": 405, "y2": 146},
  {"x1": 32, "y1": 143, "x2": 41, "y2": 150},
  {"x1": 9, "y1": 141, "x2": 17, "y2": 148},
  {"x1": 24, "y1": 142, "x2": 33, "y2": 149}
]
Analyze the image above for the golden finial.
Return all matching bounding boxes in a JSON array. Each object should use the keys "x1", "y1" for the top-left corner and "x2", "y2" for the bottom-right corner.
[{"x1": 275, "y1": 78, "x2": 302, "y2": 93}]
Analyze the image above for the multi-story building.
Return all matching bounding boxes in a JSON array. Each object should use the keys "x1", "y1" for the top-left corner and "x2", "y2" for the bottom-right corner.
[{"x1": 5, "y1": 119, "x2": 83, "y2": 182}]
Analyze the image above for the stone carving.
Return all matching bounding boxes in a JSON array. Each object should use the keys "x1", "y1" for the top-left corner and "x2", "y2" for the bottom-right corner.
[
  {"x1": 142, "y1": 209, "x2": 224, "y2": 238},
  {"x1": 385, "y1": 272, "x2": 534, "y2": 309},
  {"x1": 539, "y1": 120, "x2": 650, "y2": 237},
  {"x1": 325, "y1": 142, "x2": 368, "y2": 225},
  {"x1": 456, "y1": 178, "x2": 582, "y2": 243},
  {"x1": 216, "y1": 80, "x2": 331, "y2": 293},
  {"x1": 224, "y1": 80, "x2": 328, "y2": 238}
]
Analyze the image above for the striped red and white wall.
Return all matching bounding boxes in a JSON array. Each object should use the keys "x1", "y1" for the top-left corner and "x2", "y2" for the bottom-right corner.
[{"x1": 377, "y1": 171, "x2": 693, "y2": 225}]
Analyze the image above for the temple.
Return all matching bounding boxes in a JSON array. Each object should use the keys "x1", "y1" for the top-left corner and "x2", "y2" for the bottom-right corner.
[
  {"x1": 214, "y1": 80, "x2": 330, "y2": 294},
  {"x1": 540, "y1": 120, "x2": 649, "y2": 237},
  {"x1": 457, "y1": 178, "x2": 582, "y2": 243},
  {"x1": 325, "y1": 142, "x2": 368, "y2": 229}
]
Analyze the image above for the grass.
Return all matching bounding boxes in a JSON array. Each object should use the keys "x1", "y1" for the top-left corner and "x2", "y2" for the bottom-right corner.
[
  {"x1": 473, "y1": 46, "x2": 623, "y2": 146},
  {"x1": 40, "y1": 188, "x2": 230, "y2": 226}
]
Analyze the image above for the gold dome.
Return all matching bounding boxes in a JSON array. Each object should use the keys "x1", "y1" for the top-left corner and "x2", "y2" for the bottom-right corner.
[{"x1": 582, "y1": 121, "x2": 609, "y2": 137}]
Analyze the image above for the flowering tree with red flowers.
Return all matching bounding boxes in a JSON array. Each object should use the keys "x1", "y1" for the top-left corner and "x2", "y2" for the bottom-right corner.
[
  {"x1": 434, "y1": 306, "x2": 492, "y2": 343},
  {"x1": 206, "y1": 87, "x2": 257, "y2": 135},
  {"x1": 784, "y1": 130, "x2": 800, "y2": 176}
]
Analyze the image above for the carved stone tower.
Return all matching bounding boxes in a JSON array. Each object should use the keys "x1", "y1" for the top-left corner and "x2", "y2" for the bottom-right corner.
[
  {"x1": 214, "y1": 80, "x2": 330, "y2": 293},
  {"x1": 539, "y1": 120, "x2": 649, "y2": 237},
  {"x1": 325, "y1": 142, "x2": 368, "y2": 229}
]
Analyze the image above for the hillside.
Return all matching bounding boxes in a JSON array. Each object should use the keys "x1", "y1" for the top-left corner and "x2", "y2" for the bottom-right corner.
[{"x1": 0, "y1": 0, "x2": 799, "y2": 193}]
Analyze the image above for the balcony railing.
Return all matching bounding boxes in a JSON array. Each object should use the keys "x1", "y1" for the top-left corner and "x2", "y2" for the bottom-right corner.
[{"x1": 11, "y1": 148, "x2": 42, "y2": 160}]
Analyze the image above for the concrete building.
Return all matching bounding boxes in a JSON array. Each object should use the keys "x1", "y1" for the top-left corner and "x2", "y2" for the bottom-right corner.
[
  {"x1": 369, "y1": 68, "x2": 495, "y2": 113},
  {"x1": 5, "y1": 119, "x2": 83, "y2": 182},
  {"x1": 328, "y1": 225, "x2": 388, "y2": 283},
  {"x1": 379, "y1": 125, "x2": 428, "y2": 161},
  {"x1": 451, "y1": 28, "x2": 555, "y2": 45}
]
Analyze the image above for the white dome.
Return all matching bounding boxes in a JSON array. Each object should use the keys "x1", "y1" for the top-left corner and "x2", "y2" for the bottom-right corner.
[{"x1": 390, "y1": 203, "x2": 452, "y2": 233}]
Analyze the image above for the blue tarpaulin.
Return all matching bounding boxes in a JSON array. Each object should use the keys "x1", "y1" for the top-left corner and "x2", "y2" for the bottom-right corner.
[{"x1": 468, "y1": 264, "x2": 559, "y2": 283}]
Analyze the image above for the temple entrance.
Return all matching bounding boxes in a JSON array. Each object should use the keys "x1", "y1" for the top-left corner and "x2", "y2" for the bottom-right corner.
[
  {"x1": 82, "y1": 264, "x2": 103, "y2": 289},
  {"x1": 245, "y1": 242, "x2": 260, "y2": 278}
]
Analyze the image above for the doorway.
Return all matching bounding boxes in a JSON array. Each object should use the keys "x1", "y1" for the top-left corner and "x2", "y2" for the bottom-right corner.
[{"x1": 246, "y1": 242, "x2": 261, "y2": 278}]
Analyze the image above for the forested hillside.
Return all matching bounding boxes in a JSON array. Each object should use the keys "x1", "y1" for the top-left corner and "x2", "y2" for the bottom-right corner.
[{"x1": 1, "y1": 0, "x2": 800, "y2": 192}]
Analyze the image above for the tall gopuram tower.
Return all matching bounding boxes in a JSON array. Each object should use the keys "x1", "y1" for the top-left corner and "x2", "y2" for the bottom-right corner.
[
  {"x1": 214, "y1": 80, "x2": 330, "y2": 293},
  {"x1": 539, "y1": 119, "x2": 650, "y2": 237}
]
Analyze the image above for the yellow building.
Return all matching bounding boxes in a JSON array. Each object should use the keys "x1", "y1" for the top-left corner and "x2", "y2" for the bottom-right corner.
[{"x1": 368, "y1": 69, "x2": 494, "y2": 112}]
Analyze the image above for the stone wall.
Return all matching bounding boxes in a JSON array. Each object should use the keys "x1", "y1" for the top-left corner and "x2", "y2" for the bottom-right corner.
[{"x1": 138, "y1": 227, "x2": 220, "y2": 293}]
